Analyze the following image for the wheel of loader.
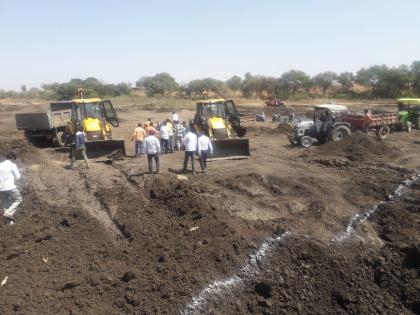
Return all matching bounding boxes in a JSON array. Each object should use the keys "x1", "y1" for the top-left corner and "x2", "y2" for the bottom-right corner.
[
  {"x1": 53, "y1": 131, "x2": 66, "y2": 147},
  {"x1": 299, "y1": 136, "x2": 313, "y2": 148},
  {"x1": 376, "y1": 125, "x2": 390, "y2": 140},
  {"x1": 329, "y1": 126, "x2": 351, "y2": 142}
]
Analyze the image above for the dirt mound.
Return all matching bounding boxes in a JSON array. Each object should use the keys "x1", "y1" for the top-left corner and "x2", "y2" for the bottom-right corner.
[
  {"x1": 0, "y1": 138, "x2": 41, "y2": 164},
  {"x1": 316, "y1": 132, "x2": 399, "y2": 162},
  {"x1": 247, "y1": 123, "x2": 292, "y2": 136},
  {"x1": 190, "y1": 180, "x2": 420, "y2": 314}
]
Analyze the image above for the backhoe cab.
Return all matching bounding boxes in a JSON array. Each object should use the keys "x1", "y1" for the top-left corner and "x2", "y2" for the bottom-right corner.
[{"x1": 194, "y1": 99, "x2": 250, "y2": 159}]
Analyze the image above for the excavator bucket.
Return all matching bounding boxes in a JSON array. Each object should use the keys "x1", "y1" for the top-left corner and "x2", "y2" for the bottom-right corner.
[
  {"x1": 84, "y1": 140, "x2": 126, "y2": 158},
  {"x1": 210, "y1": 138, "x2": 250, "y2": 160}
]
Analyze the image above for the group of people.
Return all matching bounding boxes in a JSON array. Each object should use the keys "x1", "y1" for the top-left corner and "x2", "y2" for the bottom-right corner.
[
  {"x1": 131, "y1": 111, "x2": 213, "y2": 174},
  {"x1": 132, "y1": 112, "x2": 189, "y2": 156}
]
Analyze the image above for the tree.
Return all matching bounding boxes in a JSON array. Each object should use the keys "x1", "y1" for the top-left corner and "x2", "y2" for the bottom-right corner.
[
  {"x1": 260, "y1": 77, "x2": 278, "y2": 98},
  {"x1": 226, "y1": 76, "x2": 242, "y2": 97},
  {"x1": 20, "y1": 85, "x2": 27, "y2": 94},
  {"x1": 356, "y1": 65, "x2": 387, "y2": 96},
  {"x1": 136, "y1": 73, "x2": 178, "y2": 96},
  {"x1": 337, "y1": 72, "x2": 355, "y2": 92},
  {"x1": 313, "y1": 71, "x2": 338, "y2": 96},
  {"x1": 281, "y1": 70, "x2": 311, "y2": 94},
  {"x1": 411, "y1": 60, "x2": 420, "y2": 94},
  {"x1": 185, "y1": 78, "x2": 227, "y2": 98},
  {"x1": 357, "y1": 65, "x2": 410, "y2": 98}
]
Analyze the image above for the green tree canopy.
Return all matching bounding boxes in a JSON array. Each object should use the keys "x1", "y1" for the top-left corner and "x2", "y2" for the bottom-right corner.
[
  {"x1": 226, "y1": 75, "x2": 242, "y2": 96},
  {"x1": 313, "y1": 71, "x2": 338, "y2": 95},
  {"x1": 136, "y1": 73, "x2": 178, "y2": 97},
  {"x1": 281, "y1": 70, "x2": 311, "y2": 94},
  {"x1": 337, "y1": 72, "x2": 355, "y2": 92}
]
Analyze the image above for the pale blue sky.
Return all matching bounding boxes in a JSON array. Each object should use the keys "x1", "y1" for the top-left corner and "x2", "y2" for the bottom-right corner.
[{"x1": 1, "y1": 0, "x2": 419, "y2": 90}]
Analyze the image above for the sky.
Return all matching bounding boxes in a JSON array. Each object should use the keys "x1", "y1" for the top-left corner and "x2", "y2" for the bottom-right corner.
[{"x1": 1, "y1": 0, "x2": 420, "y2": 90}]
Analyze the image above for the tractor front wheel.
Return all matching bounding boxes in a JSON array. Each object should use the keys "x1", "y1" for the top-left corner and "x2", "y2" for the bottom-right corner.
[{"x1": 299, "y1": 136, "x2": 313, "y2": 148}]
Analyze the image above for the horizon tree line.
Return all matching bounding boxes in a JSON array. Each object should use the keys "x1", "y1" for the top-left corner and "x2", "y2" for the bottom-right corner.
[{"x1": 2, "y1": 61, "x2": 420, "y2": 100}]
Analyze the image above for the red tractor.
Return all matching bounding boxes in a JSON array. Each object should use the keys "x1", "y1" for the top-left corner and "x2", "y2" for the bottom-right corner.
[{"x1": 265, "y1": 99, "x2": 285, "y2": 107}]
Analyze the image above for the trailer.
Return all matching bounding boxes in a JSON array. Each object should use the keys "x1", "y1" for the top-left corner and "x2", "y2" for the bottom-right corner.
[{"x1": 343, "y1": 112, "x2": 409, "y2": 140}]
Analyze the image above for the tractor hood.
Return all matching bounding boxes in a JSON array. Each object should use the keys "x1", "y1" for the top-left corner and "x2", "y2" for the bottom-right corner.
[{"x1": 294, "y1": 120, "x2": 314, "y2": 129}]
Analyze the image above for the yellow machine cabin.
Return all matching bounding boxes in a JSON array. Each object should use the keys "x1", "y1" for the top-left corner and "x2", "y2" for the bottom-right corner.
[
  {"x1": 50, "y1": 97, "x2": 125, "y2": 157},
  {"x1": 193, "y1": 99, "x2": 250, "y2": 159}
]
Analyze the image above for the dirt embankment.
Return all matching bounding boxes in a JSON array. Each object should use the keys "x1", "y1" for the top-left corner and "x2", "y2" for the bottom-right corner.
[
  {"x1": 317, "y1": 132, "x2": 400, "y2": 162},
  {"x1": 195, "y1": 180, "x2": 420, "y2": 315},
  {"x1": 0, "y1": 119, "x2": 419, "y2": 314},
  {"x1": 247, "y1": 123, "x2": 292, "y2": 136}
]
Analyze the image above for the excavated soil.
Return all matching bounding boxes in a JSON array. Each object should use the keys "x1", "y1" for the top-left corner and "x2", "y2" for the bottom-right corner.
[{"x1": 0, "y1": 101, "x2": 419, "y2": 314}]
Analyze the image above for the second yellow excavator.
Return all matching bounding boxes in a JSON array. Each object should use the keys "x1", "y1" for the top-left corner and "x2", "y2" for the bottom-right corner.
[{"x1": 193, "y1": 98, "x2": 250, "y2": 159}]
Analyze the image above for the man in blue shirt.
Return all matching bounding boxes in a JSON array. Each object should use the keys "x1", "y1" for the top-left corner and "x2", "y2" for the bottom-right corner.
[{"x1": 69, "y1": 127, "x2": 90, "y2": 169}]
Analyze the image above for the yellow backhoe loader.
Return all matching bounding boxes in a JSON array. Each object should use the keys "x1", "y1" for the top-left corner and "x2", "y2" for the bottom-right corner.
[
  {"x1": 15, "y1": 90, "x2": 125, "y2": 157},
  {"x1": 193, "y1": 99, "x2": 250, "y2": 159}
]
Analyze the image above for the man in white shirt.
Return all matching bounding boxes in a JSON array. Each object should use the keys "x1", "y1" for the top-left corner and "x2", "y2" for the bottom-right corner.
[
  {"x1": 182, "y1": 125, "x2": 198, "y2": 174},
  {"x1": 145, "y1": 130, "x2": 161, "y2": 174},
  {"x1": 172, "y1": 111, "x2": 179, "y2": 123},
  {"x1": 159, "y1": 121, "x2": 170, "y2": 154},
  {"x1": 0, "y1": 152, "x2": 22, "y2": 225},
  {"x1": 166, "y1": 119, "x2": 174, "y2": 153},
  {"x1": 197, "y1": 132, "x2": 213, "y2": 173}
]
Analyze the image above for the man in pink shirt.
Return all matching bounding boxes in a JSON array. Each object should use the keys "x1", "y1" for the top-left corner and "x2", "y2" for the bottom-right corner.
[{"x1": 132, "y1": 123, "x2": 147, "y2": 157}]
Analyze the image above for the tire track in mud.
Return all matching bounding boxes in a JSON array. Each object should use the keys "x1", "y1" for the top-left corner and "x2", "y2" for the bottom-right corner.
[{"x1": 28, "y1": 162, "x2": 129, "y2": 239}]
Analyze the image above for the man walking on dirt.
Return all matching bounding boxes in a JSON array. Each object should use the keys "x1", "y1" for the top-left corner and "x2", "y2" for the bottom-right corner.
[
  {"x1": 197, "y1": 132, "x2": 213, "y2": 173},
  {"x1": 182, "y1": 125, "x2": 198, "y2": 174},
  {"x1": 0, "y1": 152, "x2": 22, "y2": 225},
  {"x1": 69, "y1": 127, "x2": 90, "y2": 169},
  {"x1": 132, "y1": 123, "x2": 146, "y2": 157},
  {"x1": 145, "y1": 130, "x2": 161, "y2": 174}
]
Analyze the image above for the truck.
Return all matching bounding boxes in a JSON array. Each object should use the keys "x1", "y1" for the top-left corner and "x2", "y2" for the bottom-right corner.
[
  {"x1": 15, "y1": 96, "x2": 125, "y2": 157},
  {"x1": 15, "y1": 102, "x2": 72, "y2": 147}
]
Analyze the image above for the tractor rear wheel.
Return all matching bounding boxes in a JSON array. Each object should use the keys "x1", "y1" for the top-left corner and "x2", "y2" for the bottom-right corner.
[
  {"x1": 415, "y1": 117, "x2": 420, "y2": 130},
  {"x1": 407, "y1": 122, "x2": 412, "y2": 133},
  {"x1": 376, "y1": 125, "x2": 390, "y2": 140},
  {"x1": 329, "y1": 126, "x2": 351, "y2": 142},
  {"x1": 299, "y1": 136, "x2": 313, "y2": 148}
]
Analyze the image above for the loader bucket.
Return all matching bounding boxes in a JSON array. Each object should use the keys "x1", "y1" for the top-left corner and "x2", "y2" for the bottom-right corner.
[
  {"x1": 210, "y1": 138, "x2": 250, "y2": 160},
  {"x1": 85, "y1": 139, "x2": 126, "y2": 158}
]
